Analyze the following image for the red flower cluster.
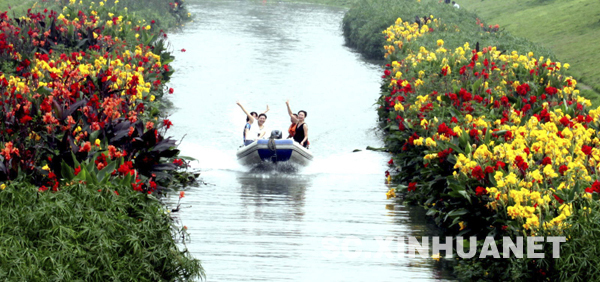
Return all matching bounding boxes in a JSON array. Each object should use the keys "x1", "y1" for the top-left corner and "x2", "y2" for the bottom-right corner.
[{"x1": 408, "y1": 182, "x2": 417, "y2": 192}]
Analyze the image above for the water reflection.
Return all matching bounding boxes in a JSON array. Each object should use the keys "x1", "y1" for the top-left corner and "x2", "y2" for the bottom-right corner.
[
  {"x1": 165, "y1": 0, "x2": 454, "y2": 280},
  {"x1": 237, "y1": 172, "x2": 309, "y2": 222}
]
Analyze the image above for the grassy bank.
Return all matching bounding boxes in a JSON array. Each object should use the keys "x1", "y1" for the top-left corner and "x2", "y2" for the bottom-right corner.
[
  {"x1": 0, "y1": 0, "x2": 203, "y2": 279},
  {"x1": 458, "y1": 0, "x2": 600, "y2": 94},
  {"x1": 343, "y1": 0, "x2": 600, "y2": 280},
  {"x1": 341, "y1": 0, "x2": 600, "y2": 105}
]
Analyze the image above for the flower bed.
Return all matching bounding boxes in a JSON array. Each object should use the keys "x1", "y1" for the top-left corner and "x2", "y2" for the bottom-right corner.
[
  {"x1": 380, "y1": 13, "x2": 600, "y2": 280},
  {"x1": 0, "y1": 1, "x2": 203, "y2": 279}
]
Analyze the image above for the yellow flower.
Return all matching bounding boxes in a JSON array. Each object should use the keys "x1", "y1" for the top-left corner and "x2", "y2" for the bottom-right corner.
[
  {"x1": 145, "y1": 25, "x2": 151, "y2": 30},
  {"x1": 459, "y1": 221, "x2": 465, "y2": 231},
  {"x1": 95, "y1": 139, "x2": 101, "y2": 147},
  {"x1": 150, "y1": 95, "x2": 156, "y2": 102},
  {"x1": 437, "y1": 39, "x2": 444, "y2": 46},
  {"x1": 1, "y1": 184, "x2": 5, "y2": 190},
  {"x1": 431, "y1": 253, "x2": 441, "y2": 261},
  {"x1": 42, "y1": 164, "x2": 50, "y2": 171},
  {"x1": 386, "y1": 188, "x2": 396, "y2": 199}
]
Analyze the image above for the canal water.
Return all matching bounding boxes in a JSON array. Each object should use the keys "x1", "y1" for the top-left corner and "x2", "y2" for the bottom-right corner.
[{"x1": 165, "y1": 0, "x2": 453, "y2": 280}]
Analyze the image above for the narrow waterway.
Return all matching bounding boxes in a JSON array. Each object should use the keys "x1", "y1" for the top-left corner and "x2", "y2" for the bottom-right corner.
[{"x1": 165, "y1": 0, "x2": 453, "y2": 280}]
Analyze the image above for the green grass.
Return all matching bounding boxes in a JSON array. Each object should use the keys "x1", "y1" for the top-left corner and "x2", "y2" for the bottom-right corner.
[
  {"x1": 459, "y1": 0, "x2": 600, "y2": 96},
  {"x1": 277, "y1": 0, "x2": 355, "y2": 8}
]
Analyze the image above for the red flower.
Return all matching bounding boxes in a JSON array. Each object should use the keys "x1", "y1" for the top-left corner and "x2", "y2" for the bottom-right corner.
[
  {"x1": 173, "y1": 159, "x2": 184, "y2": 166},
  {"x1": 388, "y1": 158, "x2": 394, "y2": 165},
  {"x1": 38, "y1": 185, "x2": 48, "y2": 192},
  {"x1": 516, "y1": 84, "x2": 530, "y2": 95},
  {"x1": 484, "y1": 166, "x2": 494, "y2": 174},
  {"x1": 179, "y1": 191, "x2": 185, "y2": 198},
  {"x1": 169, "y1": 87, "x2": 174, "y2": 94},
  {"x1": 475, "y1": 186, "x2": 487, "y2": 196},
  {"x1": 471, "y1": 165, "x2": 485, "y2": 180},
  {"x1": 558, "y1": 165, "x2": 568, "y2": 175},
  {"x1": 582, "y1": 145, "x2": 593, "y2": 156},
  {"x1": 163, "y1": 119, "x2": 173, "y2": 129},
  {"x1": 560, "y1": 116, "x2": 571, "y2": 127},
  {"x1": 74, "y1": 166, "x2": 81, "y2": 176},
  {"x1": 541, "y1": 157, "x2": 552, "y2": 166},
  {"x1": 407, "y1": 182, "x2": 417, "y2": 192},
  {"x1": 20, "y1": 115, "x2": 32, "y2": 123},
  {"x1": 79, "y1": 141, "x2": 92, "y2": 153},
  {"x1": 553, "y1": 194, "x2": 564, "y2": 204}
]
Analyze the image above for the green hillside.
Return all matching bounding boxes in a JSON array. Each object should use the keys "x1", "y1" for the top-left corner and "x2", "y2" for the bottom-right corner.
[{"x1": 458, "y1": 0, "x2": 600, "y2": 93}]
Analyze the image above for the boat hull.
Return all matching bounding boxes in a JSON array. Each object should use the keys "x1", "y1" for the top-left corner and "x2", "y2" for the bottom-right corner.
[{"x1": 236, "y1": 139, "x2": 313, "y2": 166}]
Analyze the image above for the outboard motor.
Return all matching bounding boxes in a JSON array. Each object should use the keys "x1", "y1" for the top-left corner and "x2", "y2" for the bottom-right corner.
[
  {"x1": 269, "y1": 130, "x2": 282, "y2": 139},
  {"x1": 268, "y1": 130, "x2": 282, "y2": 163}
]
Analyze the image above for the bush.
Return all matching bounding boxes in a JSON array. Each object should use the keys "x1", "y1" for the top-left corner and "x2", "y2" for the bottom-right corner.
[{"x1": 0, "y1": 181, "x2": 203, "y2": 280}]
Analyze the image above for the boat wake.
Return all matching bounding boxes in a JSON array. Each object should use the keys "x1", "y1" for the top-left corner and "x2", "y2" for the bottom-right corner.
[{"x1": 248, "y1": 161, "x2": 300, "y2": 174}]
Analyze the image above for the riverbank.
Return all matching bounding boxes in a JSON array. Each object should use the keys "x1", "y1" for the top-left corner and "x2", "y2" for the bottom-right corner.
[
  {"x1": 0, "y1": 0, "x2": 203, "y2": 280},
  {"x1": 342, "y1": 0, "x2": 600, "y2": 280},
  {"x1": 340, "y1": 0, "x2": 600, "y2": 106},
  {"x1": 457, "y1": 0, "x2": 600, "y2": 97}
]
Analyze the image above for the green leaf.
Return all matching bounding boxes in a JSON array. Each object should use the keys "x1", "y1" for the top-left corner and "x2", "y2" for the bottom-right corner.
[
  {"x1": 61, "y1": 161, "x2": 75, "y2": 181},
  {"x1": 97, "y1": 162, "x2": 117, "y2": 184}
]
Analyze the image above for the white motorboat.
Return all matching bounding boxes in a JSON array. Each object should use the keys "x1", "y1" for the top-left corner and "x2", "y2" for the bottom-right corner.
[{"x1": 237, "y1": 131, "x2": 313, "y2": 166}]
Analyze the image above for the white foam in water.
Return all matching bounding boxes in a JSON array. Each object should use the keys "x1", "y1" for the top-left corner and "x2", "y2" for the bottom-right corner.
[
  {"x1": 176, "y1": 142, "x2": 247, "y2": 172},
  {"x1": 301, "y1": 150, "x2": 386, "y2": 175}
]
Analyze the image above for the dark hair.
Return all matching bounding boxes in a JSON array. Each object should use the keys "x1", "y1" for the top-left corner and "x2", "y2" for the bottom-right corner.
[
  {"x1": 259, "y1": 113, "x2": 267, "y2": 119},
  {"x1": 246, "y1": 112, "x2": 258, "y2": 122},
  {"x1": 298, "y1": 110, "x2": 307, "y2": 117}
]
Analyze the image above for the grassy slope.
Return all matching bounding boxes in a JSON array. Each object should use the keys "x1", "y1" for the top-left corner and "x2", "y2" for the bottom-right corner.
[
  {"x1": 0, "y1": 0, "x2": 62, "y2": 13},
  {"x1": 459, "y1": 0, "x2": 600, "y2": 97}
]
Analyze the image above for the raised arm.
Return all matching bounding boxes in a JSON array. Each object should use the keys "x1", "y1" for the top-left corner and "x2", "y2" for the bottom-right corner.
[
  {"x1": 261, "y1": 105, "x2": 270, "y2": 115},
  {"x1": 237, "y1": 101, "x2": 255, "y2": 124},
  {"x1": 286, "y1": 100, "x2": 299, "y2": 123}
]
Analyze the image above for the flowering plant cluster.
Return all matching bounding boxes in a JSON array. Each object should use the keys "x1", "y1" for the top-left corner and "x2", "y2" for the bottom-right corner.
[
  {"x1": 380, "y1": 14, "x2": 600, "y2": 279},
  {"x1": 0, "y1": 1, "x2": 190, "y2": 194}
]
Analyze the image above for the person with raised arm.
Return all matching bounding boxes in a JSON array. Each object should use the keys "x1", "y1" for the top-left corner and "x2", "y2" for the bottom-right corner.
[
  {"x1": 237, "y1": 101, "x2": 269, "y2": 145},
  {"x1": 285, "y1": 100, "x2": 309, "y2": 149}
]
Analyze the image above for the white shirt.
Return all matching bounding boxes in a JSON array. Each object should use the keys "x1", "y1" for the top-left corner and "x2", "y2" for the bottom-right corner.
[
  {"x1": 454, "y1": 3, "x2": 459, "y2": 8},
  {"x1": 257, "y1": 123, "x2": 268, "y2": 139},
  {"x1": 246, "y1": 122, "x2": 261, "y2": 140}
]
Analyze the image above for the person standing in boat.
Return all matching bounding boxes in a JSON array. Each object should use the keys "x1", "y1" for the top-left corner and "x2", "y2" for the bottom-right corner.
[
  {"x1": 237, "y1": 101, "x2": 269, "y2": 145},
  {"x1": 285, "y1": 100, "x2": 309, "y2": 149}
]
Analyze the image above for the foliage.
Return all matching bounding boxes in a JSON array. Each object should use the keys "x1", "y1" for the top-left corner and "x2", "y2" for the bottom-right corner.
[
  {"x1": 342, "y1": 0, "x2": 553, "y2": 61},
  {"x1": 0, "y1": 181, "x2": 203, "y2": 280},
  {"x1": 0, "y1": 0, "x2": 203, "y2": 279},
  {"x1": 458, "y1": 0, "x2": 600, "y2": 106},
  {"x1": 374, "y1": 2, "x2": 600, "y2": 280},
  {"x1": 0, "y1": 2, "x2": 189, "y2": 191}
]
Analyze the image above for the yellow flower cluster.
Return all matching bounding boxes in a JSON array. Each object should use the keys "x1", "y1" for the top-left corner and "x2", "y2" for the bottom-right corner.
[{"x1": 382, "y1": 16, "x2": 438, "y2": 58}]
